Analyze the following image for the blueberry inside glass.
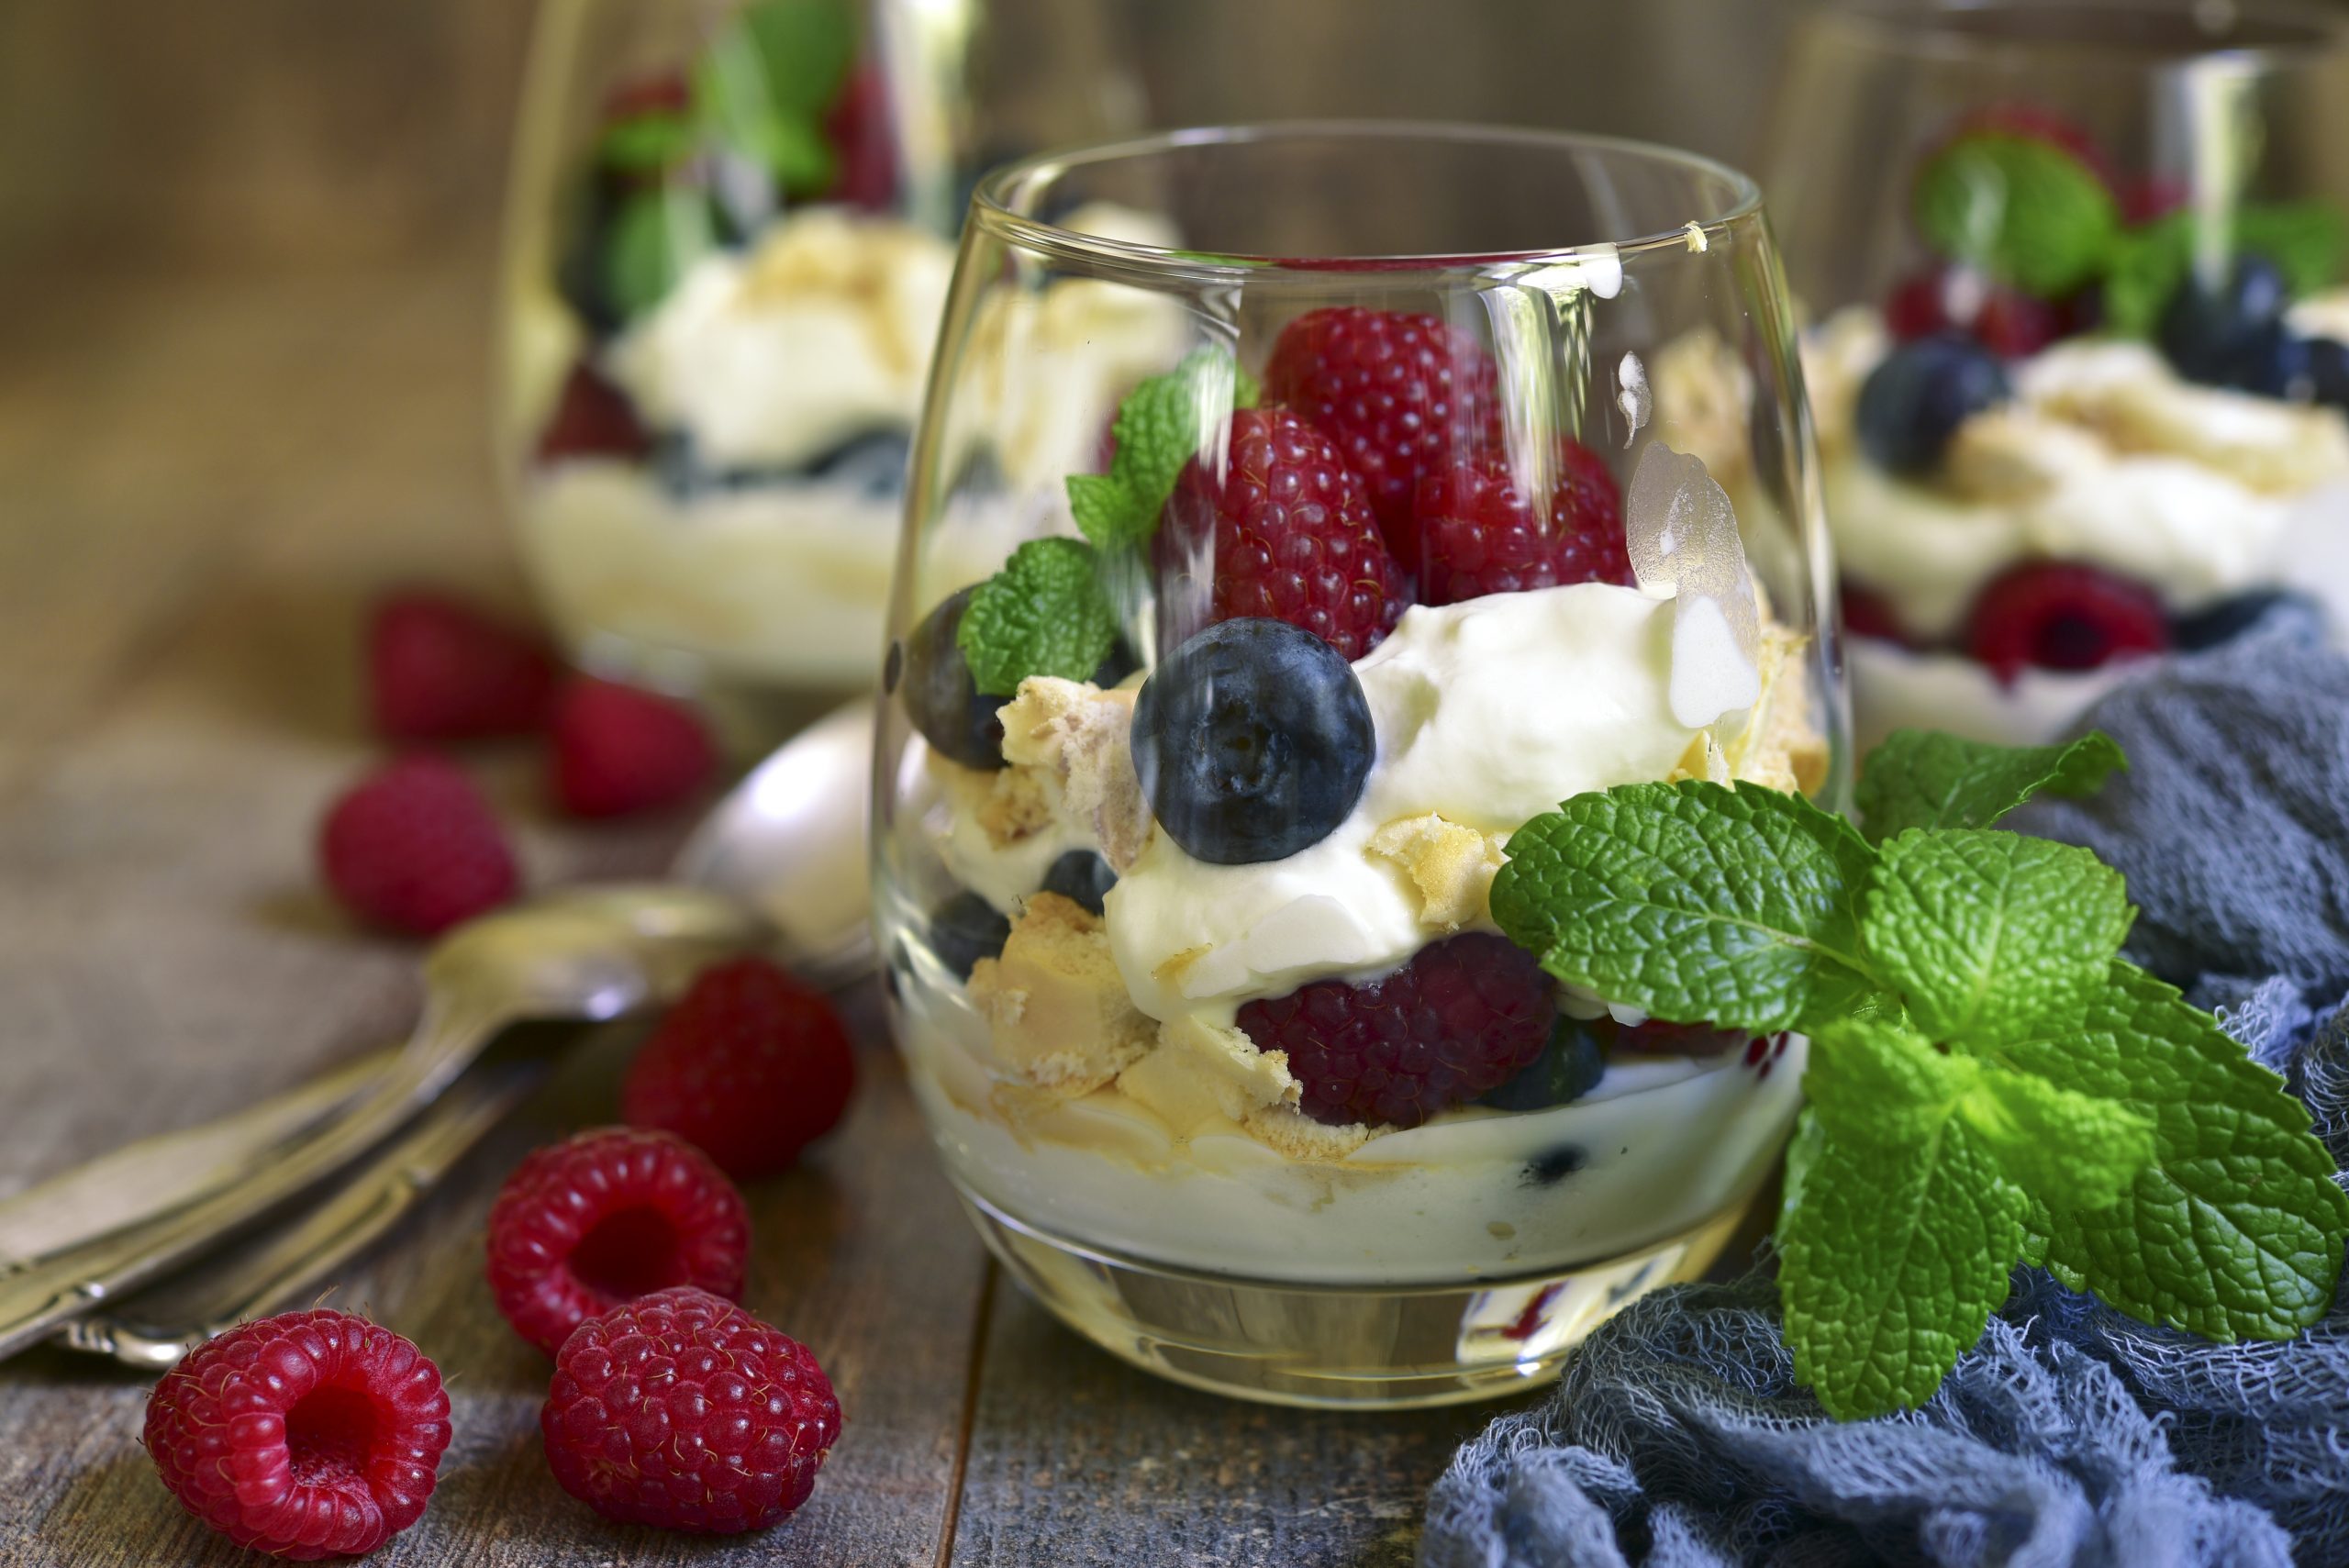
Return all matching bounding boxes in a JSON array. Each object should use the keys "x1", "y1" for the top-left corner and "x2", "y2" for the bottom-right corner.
[
  {"x1": 1766, "y1": 0, "x2": 2349, "y2": 747},
  {"x1": 872, "y1": 124, "x2": 1847, "y2": 1407}
]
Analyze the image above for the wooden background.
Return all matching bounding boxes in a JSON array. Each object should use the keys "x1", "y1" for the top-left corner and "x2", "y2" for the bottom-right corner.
[{"x1": 0, "y1": 0, "x2": 2123, "y2": 1563}]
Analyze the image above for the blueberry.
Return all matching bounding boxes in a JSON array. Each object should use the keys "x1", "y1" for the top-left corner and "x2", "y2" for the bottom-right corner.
[
  {"x1": 2308, "y1": 336, "x2": 2349, "y2": 409},
  {"x1": 1130, "y1": 618, "x2": 1374, "y2": 865},
  {"x1": 929, "y1": 892, "x2": 1010, "y2": 980},
  {"x1": 1040, "y1": 850, "x2": 1116, "y2": 916},
  {"x1": 806, "y1": 431, "x2": 912, "y2": 497},
  {"x1": 900, "y1": 587, "x2": 1008, "y2": 771},
  {"x1": 2170, "y1": 589, "x2": 2321, "y2": 651},
  {"x1": 2157, "y1": 255, "x2": 2295, "y2": 391},
  {"x1": 1521, "y1": 1145, "x2": 1588, "y2": 1188},
  {"x1": 1854, "y1": 334, "x2": 2011, "y2": 475},
  {"x1": 1482, "y1": 1018, "x2": 1609, "y2": 1113}
]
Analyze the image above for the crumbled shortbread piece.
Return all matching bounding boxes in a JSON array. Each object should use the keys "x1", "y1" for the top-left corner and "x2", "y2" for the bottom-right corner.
[
  {"x1": 1244, "y1": 1105, "x2": 1372, "y2": 1162},
  {"x1": 967, "y1": 893, "x2": 1154, "y2": 1095},
  {"x1": 1365, "y1": 814, "x2": 1505, "y2": 931},
  {"x1": 997, "y1": 677, "x2": 1153, "y2": 871},
  {"x1": 930, "y1": 754, "x2": 1056, "y2": 849},
  {"x1": 1116, "y1": 1012, "x2": 1298, "y2": 1135}
]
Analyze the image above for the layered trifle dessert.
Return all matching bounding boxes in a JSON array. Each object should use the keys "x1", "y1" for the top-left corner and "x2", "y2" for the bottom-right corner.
[
  {"x1": 1795, "y1": 110, "x2": 2349, "y2": 745},
  {"x1": 502, "y1": 0, "x2": 1179, "y2": 689},
  {"x1": 881, "y1": 297, "x2": 1832, "y2": 1351}
]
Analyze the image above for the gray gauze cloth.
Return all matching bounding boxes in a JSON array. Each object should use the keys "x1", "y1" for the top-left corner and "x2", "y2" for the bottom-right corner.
[{"x1": 1421, "y1": 615, "x2": 2349, "y2": 1568}]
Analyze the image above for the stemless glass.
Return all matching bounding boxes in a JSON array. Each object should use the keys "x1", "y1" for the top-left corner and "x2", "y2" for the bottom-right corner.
[
  {"x1": 874, "y1": 123, "x2": 1847, "y2": 1407},
  {"x1": 1765, "y1": 0, "x2": 2349, "y2": 749},
  {"x1": 493, "y1": 0, "x2": 1144, "y2": 725}
]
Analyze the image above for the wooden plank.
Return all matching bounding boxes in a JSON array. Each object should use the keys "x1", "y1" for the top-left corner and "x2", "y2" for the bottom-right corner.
[{"x1": 948, "y1": 1271, "x2": 1524, "y2": 1568}]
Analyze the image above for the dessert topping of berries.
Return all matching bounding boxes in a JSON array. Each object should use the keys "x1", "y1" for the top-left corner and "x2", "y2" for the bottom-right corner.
[
  {"x1": 2156, "y1": 255, "x2": 2308, "y2": 396},
  {"x1": 485, "y1": 1126, "x2": 751, "y2": 1356},
  {"x1": 1241, "y1": 932, "x2": 1555, "y2": 1129},
  {"x1": 368, "y1": 590, "x2": 559, "y2": 741},
  {"x1": 1854, "y1": 334, "x2": 2013, "y2": 476},
  {"x1": 319, "y1": 755, "x2": 518, "y2": 937},
  {"x1": 1154, "y1": 405, "x2": 1409, "y2": 661},
  {"x1": 1882, "y1": 268, "x2": 2066, "y2": 361},
  {"x1": 1964, "y1": 561, "x2": 2172, "y2": 683},
  {"x1": 1407, "y1": 439, "x2": 1632, "y2": 604},
  {"x1": 549, "y1": 676, "x2": 716, "y2": 817},
  {"x1": 622, "y1": 956, "x2": 856, "y2": 1180},
  {"x1": 144, "y1": 1308, "x2": 451, "y2": 1562},
  {"x1": 896, "y1": 585, "x2": 1011, "y2": 771},
  {"x1": 1262, "y1": 306, "x2": 1501, "y2": 540},
  {"x1": 541, "y1": 1285, "x2": 841, "y2": 1535},
  {"x1": 1131, "y1": 617, "x2": 1375, "y2": 866}
]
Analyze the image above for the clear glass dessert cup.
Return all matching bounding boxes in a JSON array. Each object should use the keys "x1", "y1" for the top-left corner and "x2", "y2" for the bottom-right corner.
[
  {"x1": 1765, "y1": 0, "x2": 2349, "y2": 750},
  {"x1": 493, "y1": 0, "x2": 1143, "y2": 739},
  {"x1": 874, "y1": 123, "x2": 1848, "y2": 1407}
]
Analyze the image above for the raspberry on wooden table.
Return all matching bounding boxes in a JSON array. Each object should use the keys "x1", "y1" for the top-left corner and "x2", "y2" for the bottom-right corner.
[
  {"x1": 621, "y1": 956, "x2": 857, "y2": 1180},
  {"x1": 484, "y1": 1127, "x2": 750, "y2": 1355},
  {"x1": 367, "y1": 589, "x2": 559, "y2": 742},
  {"x1": 1262, "y1": 306, "x2": 1500, "y2": 539},
  {"x1": 1407, "y1": 438, "x2": 1632, "y2": 604},
  {"x1": 318, "y1": 755, "x2": 518, "y2": 936},
  {"x1": 541, "y1": 1285, "x2": 841, "y2": 1534},
  {"x1": 143, "y1": 1309, "x2": 451, "y2": 1562},
  {"x1": 1239, "y1": 932, "x2": 1556, "y2": 1129},
  {"x1": 1154, "y1": 406, "x2": 1409, "y2": 661},
  {"x1": 548, "y1": 676, "x2": 716, "y2": 817}
]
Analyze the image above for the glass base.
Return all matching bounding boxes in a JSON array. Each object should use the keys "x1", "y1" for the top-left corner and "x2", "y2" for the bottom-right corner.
[{"x1": 959, "y1": 1187, "x2": 1756, "y2": 1409}]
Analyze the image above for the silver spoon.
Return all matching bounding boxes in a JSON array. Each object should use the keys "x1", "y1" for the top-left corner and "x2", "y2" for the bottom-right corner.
[{"x1": 0, "y1": 698, "x2": 878, "y2": 1362}]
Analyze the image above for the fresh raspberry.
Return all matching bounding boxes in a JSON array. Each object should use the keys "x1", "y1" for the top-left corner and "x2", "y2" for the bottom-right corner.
[
  {"x1": 1839, "y1": 582, "x2": 1909, "y2": 645},
  {"x1": 537, "y1": 361, "x2": 654, "y2": 463},
  {"x1": 1965, "y1": 561, "x2": 2172, "y2": 683},
  {"x1": 1262, "y1": 306, "x2": 1500, "y2": 539},
  {"x1": 485, "y1": 1127, "x2": 750, "y2": 1356},
  {"x1": 603, "y1": 72, "x2": 691, "y2": 123},
  {"x1": 622, "y1": 956, "x2": 857, "y2": 1180},
  {"x1": 143, "y1": 1309, "x2": 451, "y2": 1561},
  {"x1": 367, "y1": 590, "x2": 558, "y2": 741},
  {"x1": 821, "y1": 63, "x2": 896, "y2": 211},
  {"x1": 549, "y1": 677, "x2": 717, "y2": 817},
  {"x1": 1617, "y1": 1018, "x2": 1751, "y2": 1056},
  {"x1": 1883, "y1": 268, "x2": 2065, "y2": 360},
  {"x1": 541, "y1": 1286, "x2": 840, "y2": 1534},
  {"x1": 1155, "y1": 406, "x2": 1409, "y2": 661},
  {"x1": 2121, "y1": 173, "x2": 2189, "y2": 226},
  {"x1": 1406, "y1": 439, "x2": 1631, "y2": 604},
  {"x1": 318, "y1": 756, "x2": 518, "y2": 936},
  {"x1": 1239, "y1": 932, "x2": 1554, "y2": 1129}
]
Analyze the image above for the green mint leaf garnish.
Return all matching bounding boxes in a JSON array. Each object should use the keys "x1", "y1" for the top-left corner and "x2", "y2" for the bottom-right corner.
[
  {"x1": 1487, "y1": 781, "x2": 1878, "y2": 1036},
  {"x1": 596, "y1": 110, "x2": 702, "y2": 174},
  {"x1": 2005, "y1": 962, "x2": 2349, "y2": 1340},
  {"x1": 1779, "y1": 1106, "x2": 2028, "y2": 1419},
  {"x1": 696, "y1": 0, "x2": 856, "y2": 195},
  {"x1": 1495, "y1": 728, "x2": 2348, "y2": 1418},
  {"x1": 1065, "y1": 348, "x2": 1260, "y2": 552},
  {"x1": 605, "y1": 187, "x2": 724, "y2": 321},
  {"x1": 1863, "y1": 829, "x2": 2132, "y2": 1044},
  {"x1": 956, "y1": 539, "x2": 1119, "y2": 698},
  {"x1": 2101, "y1": 203, "x2": 2349, "y2": 338},
  {"x1": 1856, "y1": 728, "x2": 2126, "y2": 840},
  {"x1": 1911, "y1": 132, "x2": 2120, "y2": 299}
]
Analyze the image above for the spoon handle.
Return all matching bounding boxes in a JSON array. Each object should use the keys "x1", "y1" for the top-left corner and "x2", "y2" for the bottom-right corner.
[{"x1": 0, "y1": 996, "x2": 509, "y2": 1364}]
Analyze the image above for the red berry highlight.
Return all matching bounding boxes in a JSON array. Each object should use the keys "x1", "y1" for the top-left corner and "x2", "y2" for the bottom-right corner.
[
  {"x1": 537, "y1": 361, "x2": 654, "y2": 464},
  {"x1": 1239, "y1": 932, "x2": 1555, "y2": 1129},
  {"x1": 143, "y1": 1309, "x2": 451, "y2": 1562},
  {"x1": 318, "y1": 755, "x2": 518, "y2": 936},
  {"x1": 541, "y1": 1286, "x2": 841, "y2": 1534},
  {"x1": 1155, "y1": 406, "x2": 1410, "y2": 661},
  {"x1": 368, "y1": 590, "x2": 558, "y2": 742},
  {"x1": 1407, "y1": 439, "x2": 1631, "y2": 604},
  {"x1": 623, "y1": 956, "x2": 857, "y2": 1180},
  {"x1": 485, "y1": 1127, "x2": 750, "y2": 1356},
  {"x1": 1262, "y1": 306, "x2": 1500, "y2": 539},
  {"x1": 1965, "y1": 561, "x2": 2172, "y2": 684},
  {"x1": 549, "y1": 677, "x2": 717, "y2": 818}
]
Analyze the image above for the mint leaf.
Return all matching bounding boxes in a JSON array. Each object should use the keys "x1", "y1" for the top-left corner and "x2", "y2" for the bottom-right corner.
[
  {"x1": 1855, "y1": 728, "x2": 2125, "y2": 840},
  {"x1": 957, "y1": 539, "x2": 1119, "y2": 697},
  {"x1": 1803, "y1": 1016, "x2": 1977, "y2": 1145},
  {"x1": 1912, "y1": 132, "x2": 2120, "y2": 299},
  {"x1": 1864, "y1": 829, "x2": 2132, "y2": 1043},
  {"x1": 1065, "y1": 349, "x2": 1258, "y2": 551},
  {"x1": 1960, "y1": 1066, "x2": 2155, "y2": 1210},
  {"x1": 697, "y1": 0, "x2": 856, "y2": 194},
  {"x1": 604, "y1": 187, "x2": 722, "y2": 320},
  {"x1": 2102, "y1": 204, "x2": 2349, "y2": 337},
  {"x1": 597, "y1": 111, "x2": 701, "y2": 174},
  {"x1": 1779, "y1": 1108, "x2": 2029, "y2": 1418},
  {"x1": 2005, "y1": 962, "x2": 2349, "y2": 1340},
  {"x1": 1488, "y1": 781, "x2": 1879, "y2": 1034}
]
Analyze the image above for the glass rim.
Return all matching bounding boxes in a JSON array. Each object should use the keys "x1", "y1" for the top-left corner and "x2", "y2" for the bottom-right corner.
[
  {"x1": 967, "y1": 120, "x2": 1766, "y2": 282},
  {"x1": 1809, "y1": 0, "x2": 2349, "y2": 69}
]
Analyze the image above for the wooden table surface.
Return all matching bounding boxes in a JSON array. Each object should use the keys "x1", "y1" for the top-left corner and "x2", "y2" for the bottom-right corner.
[{"x1": 0, "y1": 251, "x2": 1511, "y2": 1567}]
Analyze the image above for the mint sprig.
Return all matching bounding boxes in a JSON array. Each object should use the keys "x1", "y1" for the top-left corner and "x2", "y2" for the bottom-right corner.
[
  {"x1": 956, "y1": 539, "x2": 1119, "y2": 697},
  {"x1": 1066, "y1": 348, "x2": 1260, "y2": 551},
  {"x1": 2100, "y1": 202, "x2": 2349, "y2": 338},
  {"x1": 1912, "y1": 131, "x2": 2120, "y2": 299},
  {"x1": 695, "y1": 0, "x2": 857, "y2": 195},
  {"x1": 1488, "y1": 730, "x2": 2349, "y2": 1419}
]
